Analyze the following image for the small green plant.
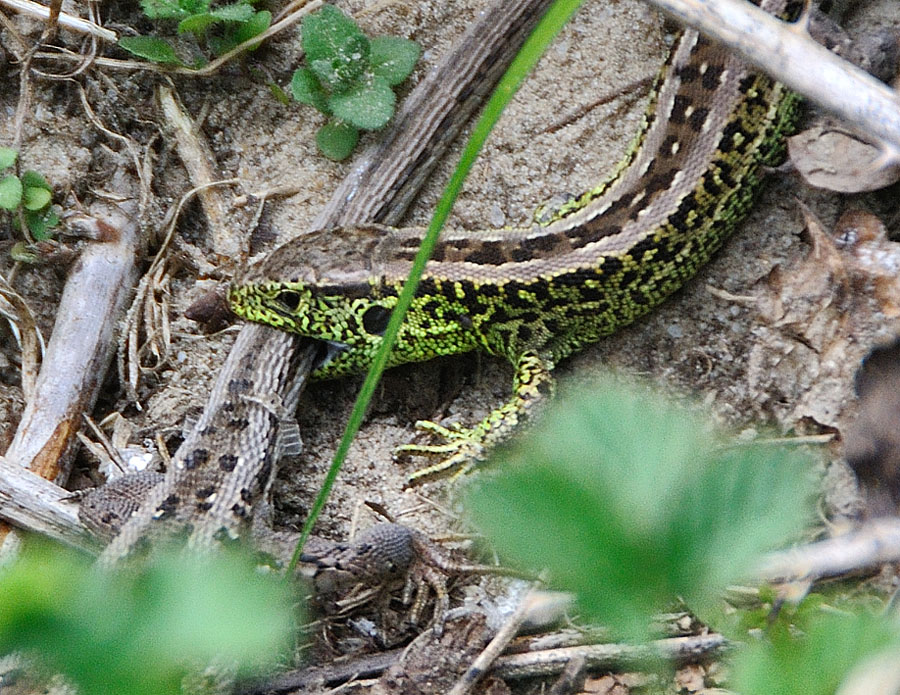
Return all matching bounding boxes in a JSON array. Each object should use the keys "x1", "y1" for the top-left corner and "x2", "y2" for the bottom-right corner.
[
  {"x1": 119, "y1": 0, "x2": 271, "y2": 65},
  {"x1": 0, "y1": 147, "x2": 59, "y2": 242},
  {"x1": 290, "y1": 5, "x2": 420, "y2": 160},
  {"x1": 734, "y1": 611, "x2": 900, "y2": 695},
  {"x1": 466, "y1": 374, "x2": 817, "y2": 642},
  {"x1": 0, "y1": 540, "x2": 296, "y2": 695}
]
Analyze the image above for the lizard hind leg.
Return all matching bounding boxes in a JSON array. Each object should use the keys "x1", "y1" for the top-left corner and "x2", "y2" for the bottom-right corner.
[{"x1": 399, "y1": 350, "x2": 554, "y2": 486}]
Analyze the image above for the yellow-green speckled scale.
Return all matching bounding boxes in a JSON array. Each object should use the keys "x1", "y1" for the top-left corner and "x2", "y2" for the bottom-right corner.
[{"x1": 228, "y1": 0, "x2": 802, "y2": 484}]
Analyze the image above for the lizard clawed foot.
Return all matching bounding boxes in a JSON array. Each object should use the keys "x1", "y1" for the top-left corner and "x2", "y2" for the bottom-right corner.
[{"x1": 396, "y1": 420, "x2": 488, "y2": 487}]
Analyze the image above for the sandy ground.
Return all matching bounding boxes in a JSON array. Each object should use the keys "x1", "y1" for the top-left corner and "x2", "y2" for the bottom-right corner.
[{"x1": 1, "y1": 0, "x2": 900, "y2": 634}]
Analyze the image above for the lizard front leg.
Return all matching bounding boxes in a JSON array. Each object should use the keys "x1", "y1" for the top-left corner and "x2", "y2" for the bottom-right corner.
[{"x1": 399, "y1": 350, "x2": 555, "y2": 486}]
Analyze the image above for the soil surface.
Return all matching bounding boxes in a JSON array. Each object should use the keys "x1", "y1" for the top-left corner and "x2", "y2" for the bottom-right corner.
[{"x1": 2, "y1": 0, "x2": 900, "y2": 692}]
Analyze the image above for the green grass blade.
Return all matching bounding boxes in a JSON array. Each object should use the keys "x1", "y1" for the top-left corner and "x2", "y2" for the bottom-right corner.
[{"x1": 286, "y1": 0, "x2": 585, "y2": 575}]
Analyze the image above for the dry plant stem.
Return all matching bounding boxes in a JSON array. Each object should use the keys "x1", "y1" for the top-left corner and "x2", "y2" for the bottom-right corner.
[
  {"x1": 29, "y1": 0, "x2": 321, "y2": 78},
  {"x1": 447, "y1": 590, "x2": 541, "y2": 695},
  {"x1": 0, "y1": 457, "x2": 96, "y2": 552},
  {"x1": 547, "y1": 654, "x2": 586, "y2": 695},
  {"x1": 757, "y1": 517, "x2": 900, "y2": 582},
  {"x1": 0, "y1": 172, "x2": 141, "y2": 547},
  {"x1": 0, "y1": 0, "x2": 116, "y2": 42},
  {"x1": 96, "y1": 0, "x2": 554, "y2": 564},
  {"x1": 244, "y1": 634, "x2": 728, "y2": 692},
  {"x1": 645, "y1": 0, "x2": 900, "y2": 153},
  {"x1": 491, "y1": 634, "x2": 729, "y2": 680},
  {"x1": 0, "y1": 276, "x2": 44, "y2": 400},
  {"x1": 120, "y1": 178, "x2": 238, "y2": 400},
  {"x1": 157, "y1": 85, "x2": 239, "y2": 259}
]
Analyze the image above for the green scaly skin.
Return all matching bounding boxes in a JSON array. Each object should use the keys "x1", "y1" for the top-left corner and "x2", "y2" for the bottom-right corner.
[{"x1": 228, "y1": 2, "x2": 802, "y2": 484}]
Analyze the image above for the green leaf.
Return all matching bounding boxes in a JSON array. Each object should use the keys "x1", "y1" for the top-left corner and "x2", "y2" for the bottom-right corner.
[
  {"x1": 291, "y1": 67, "x2": 329, "y2": 113},
  {"x1": 22, "y1": 186, "x2": 51, "y2": 211},
  {"x1": 0, "y1": 174, "x2": 23, "y2": 210},
  {"x1": 316, "y1": 121, "x2": 358, "y2": 160},
  {"x1": 466, "y1": 375, "x2": 816, "y2": 641},
  {"x1": 302, "y1": 5, "x2": 366, "y2": 62},
  {"x1": 9, "y1": 241, "x2": 39, "y2": 263},
  {"x1": 25, "y1": 208, "x2": 59, "y2": 240},
  {"x1": 302, "y1": 6, "x2": 369, "y2": 90},
  {"x1": 118, "y1": 36, "x2": 183, "y2": 64},
  {"x1": 284, "y1": 0, "x2": 587, "y2": 577},
  {"x1": 328, "y1": 75, "x2": 395, "y2": 130},
  {"x1": 20, "y1": 170, "x2": 50, "y2": 191},
  {"x1": 140, "y1": 0, "x2": 199, "y2": 19},
  {"x1": 178, "y1": 12, "x2": 219, "y2": 34},
  {"x1": 268, "y1": 82, "x2": 291, "y2": 105},
  {"x1": 734, "y1": 612, "x2": 900, "y2": 695},
  {"x1": 230, "y1": 9, "x2": 270, "y2": 48},
  {"x1": 0, "y1": 147, "x2": 17, "y2": 170},
  {"x1": 0, "y1": 542, "x2": 296, "y2": 695},
  {"x1": 370, "y1": 36, "x2": 420, "y2": 86},
  {"x1": 210, "y1": 1, "x2": 254, "y2": 22}
]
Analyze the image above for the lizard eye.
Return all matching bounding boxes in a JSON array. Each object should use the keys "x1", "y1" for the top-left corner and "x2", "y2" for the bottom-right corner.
[
  {"x1": 276, "y1": 290, "x2": 303, "y2": 312},
  {"x1": 362, "y1": 305, "x2": 391, "y2": 335}
]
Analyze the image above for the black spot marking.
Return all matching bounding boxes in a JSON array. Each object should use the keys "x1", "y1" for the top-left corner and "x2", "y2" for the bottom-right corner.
[
  {"x1": 717, "y1": 161, "x2": 737, "y2": 189},
  {"x1": 630, "y1": 235, "x2": 659, "y2": 263},
  {"x1": 219, "y1": 454, "x2": 238, "y2": 471},
  {"x1": 183, "y1": 448, "x2": 209, "y2": 470},
  {"x1": 704, "y1": 176, "x2": 722, "y2": 199},
  {"x1": 676, "y1": 64, "x2": 700, "y2": 83},
  {"x1": 430, "y1": 244, "x2": 446, "y2": 262},
  {"x1": 738, "y1": 74, "x2": 756, "y2": 94},
  {"x1": 196, "y1": 501, "x2": 214, "y2": 512},
  {"x1": 362, "y1": 305, "x2": 391, "y2": 335},
  {"x1": 670, "y1": 95, "x2": 691, "y2": 124},
  {"x1": 620, "y1": 268, "x2": 639, "y2": 287},
  {"x1": 240, "y1": 488, "x2": 253, "y2": 503},
  {"x1": 195, "y1": 485, "x2": 216, "y2": 500},
  {"x1": 228, "y1": 418, "x2": 250, "y2": 431},
  {"x1": 644, "y1": 170, "x2": 677, "y2": 198},
  {"x1": 688, "y1": 107, "x2": 710, "y2": 133},
  {"x1": 231, "y1": 503, "x2": 248, "y2": 518},
  {"x1": 718, "y1": 121, "x2": 744, "y2": 153},
  {"x1": 157, "y1": 494, "x2": 180, "y2": 518},
  {"x1": 661, "y1": 134, "x2": 679, "y2": 158},
  {"x1": 601, "y1": 256, "x2": 624, "y2": 275},
  {"x1": 522, "y1": 234, "x2": 559, "y2": 253},
  {"x1": 702, "y1": 64, "x2": 725, "y2": 90},
  {"x1": 464, "y1": 241, "x2": 505, "y2": 266},
  {"x1": 510, "y1": 247, "x2": 531, "y2": 263},
  {"x1": 227, "y1": 378, "x2": 251, "y2": 394}
]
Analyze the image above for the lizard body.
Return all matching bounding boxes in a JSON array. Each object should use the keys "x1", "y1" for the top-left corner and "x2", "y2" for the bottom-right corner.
[{"x1": 229, "y1": 0, "x2": 803, "y2": 483}]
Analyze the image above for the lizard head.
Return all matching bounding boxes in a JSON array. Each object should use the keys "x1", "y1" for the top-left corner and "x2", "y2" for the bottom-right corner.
[
  {"x1": 228, "y1": 225, "x2": 481, "y2": 378},
  {"x1": 227, "y1": 225, "x2": 409, "y2": 378}
]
